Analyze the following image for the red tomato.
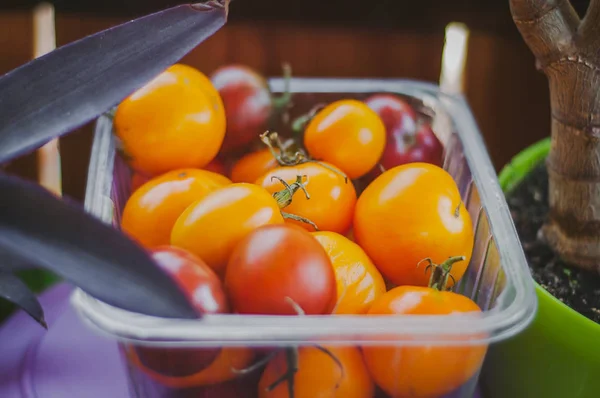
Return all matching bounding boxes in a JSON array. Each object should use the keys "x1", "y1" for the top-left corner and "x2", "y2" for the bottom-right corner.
[
  {"x1": 225, "y1": 224, "x2": 336, "y2": 315},
  {"x1": 382, "y1": 122, "x2": 443, "y2": 167},
  {"x1": 132, "y1": 246, "x2": 229, "y2": 380},
  {"x1": 303, "y1": 99, "x2": 386, "y2": 179},
  {"x1": 127, "y1": 346, "x2": 255, "y2": 389},
  {"x1": 204, "y1": 158, "x2": 228, "y2": 176},
  {"x1": 365, "y1": 94, "x2": 443, "y2": 175},
  {"x1": 362, "y1": 280, "x2": 487, "y2": 398},
  {"x1": 183, "y1": 368, "x2": 261, "y2": 398},
  {"x1": 258, "y1": 346, "x2": 374, "y2": 398},
  {"x1": 211, "y1": 65, "x2": 290, "y2": 153},
  {"x1": 150, "y1": 246, "x2": 229, "y2": 314},
  {"x1": 364, "y1": 94, "x2": 417, "y2": 128},
  {"x1": 130, "y1": 171, "x2": 151, "y2": 192},
  {"x1": 256, "y1": 162, "x2": 356, "y2": 234},
  {"x1": 354, "y1": 163, "x2": 474, "y2": 287},
  {"x1": 364, "y1": 95, "x2": 443, "y2": 181}
]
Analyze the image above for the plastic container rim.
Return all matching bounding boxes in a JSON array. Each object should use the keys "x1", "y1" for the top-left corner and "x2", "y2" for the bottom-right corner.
[{"x1": 70, "y1": 77, "x2": 538, "y2": 346}]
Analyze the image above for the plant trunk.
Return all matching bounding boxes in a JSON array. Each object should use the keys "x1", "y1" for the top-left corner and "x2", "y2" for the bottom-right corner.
[{"x1": 510, "y1": 0, "x2": 600, "y2": 273}]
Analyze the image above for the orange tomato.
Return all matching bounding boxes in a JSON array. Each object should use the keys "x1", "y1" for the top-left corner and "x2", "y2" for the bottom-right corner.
[
  {"x1": 362, "y1": 286, "x2": 487, "y2": 398},
  {"x1": 311, "y1": 231, "x2": 385, "y2": 314},
  {"x1": 303, "y1": 99, "x2": 386, "y2": 179},
  {"x1": 126, "y1": 346, "x2": 255, "y2": 389},
  {"x1": 258, "y1": 346, "x2": 374, "y2": 398},
  {"x1": 114, "y1": 63, "x2": 226, "y2": 176},
  {"x1": 121, "y1": 169, "x2": 231, "y2": 248},
  {"x1": 256, "y1": 162, "x2": 356, "y2": 234},
  {"x1": 230, "y1": 148, "x2": 280, "y2": 183},
  {"x1": 170, "y1": 183, "x2": 287, "y2": 275},
  {"x1": 353, "y1": 162, "x2": 474, "y2": 287}
]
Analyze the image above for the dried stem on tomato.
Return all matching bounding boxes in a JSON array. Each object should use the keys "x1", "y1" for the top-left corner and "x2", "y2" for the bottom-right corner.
[
  {"x1": 271, "y1": 63, "x2": 293, "y2": 113},
  {"x1": 233, "y1": 297, "x2": 345, "y2": 398},
  {"x1": 291, "y1": 103, "x2": 327, "y2": 136},
  {"x1": 418, "y1": 256, "x2": 466, "y2": 291},
  {"x1": 271, "y1": 175, "x2": 319, "y2": 231},
  {"x1": 260, "y1": 131, "x2": 349, "y2": 183}
]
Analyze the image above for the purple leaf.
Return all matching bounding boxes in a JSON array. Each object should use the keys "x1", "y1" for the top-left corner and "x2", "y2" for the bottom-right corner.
[
  {"x1": 0, "y1": 172, "x2": 200, "y2": 319},
  {"x1": 0, "y1": 1, "x2": 229, "y2": 164},
  {"x1": 0, "y1": 271, "x2": 46, "y2": 328}
]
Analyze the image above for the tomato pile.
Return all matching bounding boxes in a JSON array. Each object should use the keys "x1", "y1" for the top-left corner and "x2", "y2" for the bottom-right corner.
[{"x1": 113, "y1": 63, "x2": 486, "y2": 398}]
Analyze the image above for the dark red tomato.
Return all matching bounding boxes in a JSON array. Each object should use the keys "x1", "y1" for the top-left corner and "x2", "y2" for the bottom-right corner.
[
  {"x1": 364, "y1": 94, "x2": 418, "y2": 137},
  {"x1": 151, "y1": 246, "x2": 229, "y2": 314},
  {"x1": 134, "y1": 346, "x2": 223, "y2": 378},
  {"x1": 364, "y1": 94, "x2": 443, "y2": 174},
  {"x1": 164, "y1": 366, "x2": 261, "y2": 398},
  {"x1": 204, "y1": 158, "x2": 228, "y2": 176},
  {"x1": 133, "y1": 246, "x2": 230, "y2": 378},
  {"x1": 224, "y1": 224, "x2": 336, "y2": 315},
  {"x1": 211, "y1": 65, "x2": 282, "y2": 153}
]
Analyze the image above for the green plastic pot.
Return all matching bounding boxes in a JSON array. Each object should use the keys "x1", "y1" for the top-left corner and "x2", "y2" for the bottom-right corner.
[{"x1": 482, "y1": 137, "x2": 600, "y2": 398}]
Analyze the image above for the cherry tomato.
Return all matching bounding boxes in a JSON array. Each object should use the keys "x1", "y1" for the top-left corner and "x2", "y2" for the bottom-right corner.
[
  {"x1": 131, "y1": 171, "x2": 151, "y2": 192},
  {"x1": 362, "y1": 284, "x2": 487, "y2": 398},
  {"x1": 204, "y1": 158, "x2": 228, "y2": 176},
  {"x1": 127, "y1": 346, "x2": 255, "y2": 389},
  {"x1": 121, "y1": 169, "x2": 231, "y2": 248},
  {"x1": 211, "y1": 65, "x2": 289, "y2": 153},
  {"x1": 256, "y1": 162, "x2": 356, "y2": 234},
  {"x1": 364, "y1": 94, "x2": 417, "y2": 130},
  {"x1": 345, "y1": 228, "x2": 355, "y2": 241},
  {"x1": 170, "y1": 183, "x2": 287, "y2": 276},
  {"x1": 382, "y1": 122, "x2": 443, "y2": 168},
  {"x1": 114, "y1": 64, "x2": 226, "y2": 176},
  {"x1": 354, "y1": 163, "x2": 474, "y2": 287},
  {"x1": 181, "y1": 369, "x2": 261, "y2": 398},
  {"x1": 131, "y1": 246, "x2": 229, "y2": 380},
  {"x1": 258, "y1": 346, "x2": 374, "y2": 398},
  {"x1": 230, "y1": 148, "x2": 280, "y2": 183},
  {"x1": 150, "y1": 246, "x2": 229, "y2": 314},
  {"x1": 311, "y1": 231, "x2": 386, "y2": 314},
  {"x1": 303, "y1": 99, "x2": 386, "y2": 179},
  {"x1": 225, "y1": 224, "x2": 336, "y2": 315}
]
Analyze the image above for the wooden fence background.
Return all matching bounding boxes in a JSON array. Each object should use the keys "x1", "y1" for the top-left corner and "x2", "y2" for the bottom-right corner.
[{"x1": 0, "y1": 10, "x2": 551, "y2": 201}]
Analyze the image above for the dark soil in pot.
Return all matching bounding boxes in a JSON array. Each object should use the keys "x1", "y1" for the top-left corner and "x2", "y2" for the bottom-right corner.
[{"x1": 507, "y1": 163, "x2": 600, "y2": 324}]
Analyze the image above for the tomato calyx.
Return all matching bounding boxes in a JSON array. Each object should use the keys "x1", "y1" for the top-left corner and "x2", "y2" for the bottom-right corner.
[
  {"x1": 231, "y1": 298, "x2": 344, "y2": 398},
  {"x1": 271, "y1": 175, "x2": 319, "y2": 230},
  {"x1": 260, "y1": 130, "x2": 349, "y2": 183},
  {"x1": 290, "y1": 103, "x2": 327, "y2": 136},
  {"x1": 418, "y1": 256, "x2": 466, "y2": 291},
  {"x1": 269, "y1": 63, "x2": 294, "y2": 116}
]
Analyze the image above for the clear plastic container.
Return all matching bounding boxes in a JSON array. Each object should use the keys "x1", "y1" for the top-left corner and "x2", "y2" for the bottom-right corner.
[{"x1": 72, "y1": 78, "x2": 537, "y2": 398}]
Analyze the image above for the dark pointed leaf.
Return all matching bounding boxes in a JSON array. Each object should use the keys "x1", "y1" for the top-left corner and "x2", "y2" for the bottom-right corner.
[
  {"x1": 0, "y1": 173, "x2": 199, "y2": 319},
  {"x1": 0, "y1": 247, "x2": 36, "y2": 272},
  {"x1": 0, "y1": 0, "x2": 229, "y2": 165},
  {"x1": 0, "y1": 270, "x2": 46, "y2": 328}
]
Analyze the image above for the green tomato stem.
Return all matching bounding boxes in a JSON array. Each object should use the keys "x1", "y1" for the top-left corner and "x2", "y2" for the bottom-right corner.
[
  {"x1": 271, "y1": 63, "x2": 293, "y2": 112},
  {"x1": 419, "y1": 256, "x2": 466, "y2": 291}
]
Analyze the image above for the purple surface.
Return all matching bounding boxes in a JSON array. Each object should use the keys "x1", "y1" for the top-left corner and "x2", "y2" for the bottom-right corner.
[
  {"x1": 0, "y1": 283, "x2": 483, "y2": 398},
  {"x1": 0, "y1": 283, "x2": 128, "y2": 398}
]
